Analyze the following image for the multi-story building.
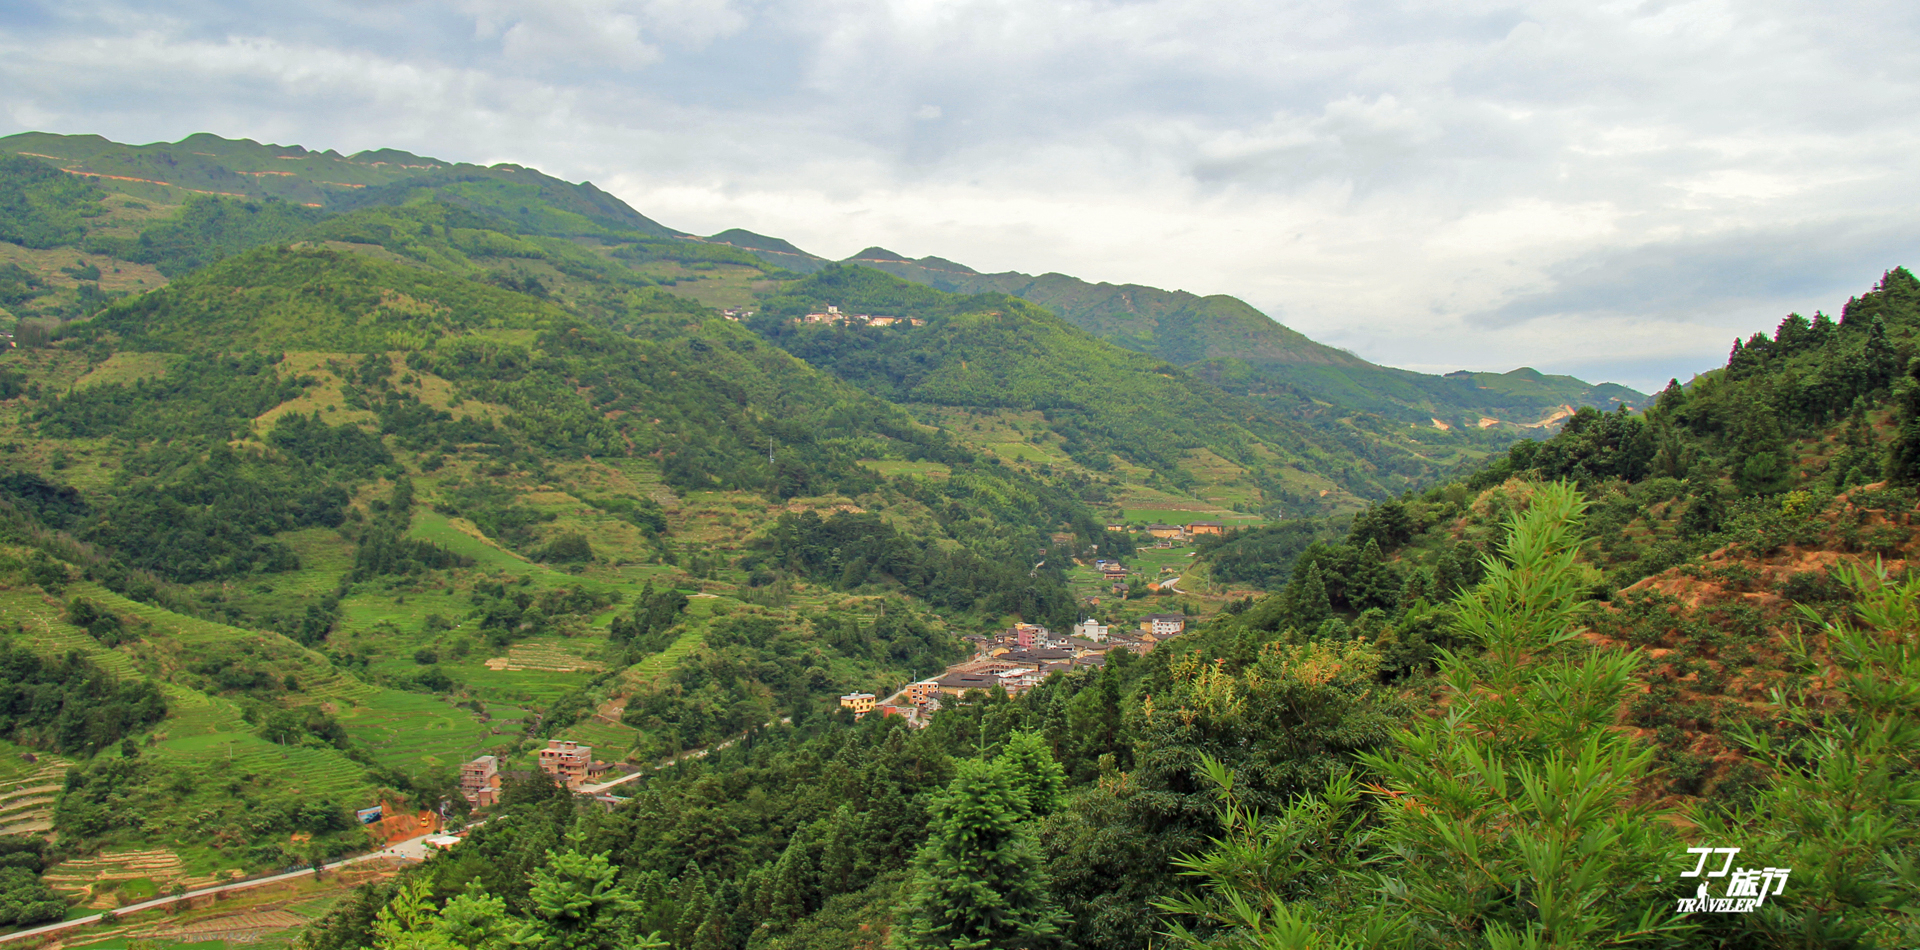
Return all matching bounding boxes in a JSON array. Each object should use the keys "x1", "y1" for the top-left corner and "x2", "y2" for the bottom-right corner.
[
  {"x1": 1074, "y1": 619, "x2": 1108, "y2": 642},
  {"x1": 1011, "y1": 623, "x2": 1049, "y2": 649},
  {"x1": 1139, "y1": 614, "x2": 1187, "y2": 637},
  {"x1": 538, "y1": 740, "x2": 594, "y2": 790},
  {"x1": 839, "y1": 692, "x2": 877, "y2": 716},
  {"x1": 460, "y1": 756, "x2": 501, "y2": 808},
  {"x1": 996, "y1": 667, "x2": 1043, "y2": 694}
]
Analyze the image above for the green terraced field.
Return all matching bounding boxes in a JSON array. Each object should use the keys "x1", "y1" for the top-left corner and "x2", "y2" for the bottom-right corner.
[
  {"x1": 335, "y1": 689, "x2": 495, "y2": 773},
  {"x1": 1120, "y1": 507, "x2": 1263, "y2": 524},
  {"x1": 985, "y1": 441, "x2": 1054, "y2": 462},
  {"x1": 0, "y1": 590, "x2": 140, "y2": 678},
  {"x1": 153, "y1": 731, "x2": 371, "y2": 801},
  {"x1": 621, "y1": 628, "x2": 705, "y2": 689},
  {"x1": 553, "y1": 718, "x2": 639, "y2": 761}
]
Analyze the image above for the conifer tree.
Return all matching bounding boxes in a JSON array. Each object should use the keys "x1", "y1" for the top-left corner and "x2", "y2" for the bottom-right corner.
[
  {"x1": 766, "y1": 827, "x2": 818, "y2": 926},
  {"x1": 996, "y1": 730, "x2": 1066, "y2": 818},
  {"x1": 1287, "y1": 563, "x2": 1332, "y2": 631},
  {"x1": 1884, "y1": 357, "x2": 1920, "y2": 483},
  {"x1": 818, "y1": 805, "x2": 863, "y2": 894},
  {"x1": 670, "y1": 863, "x2": 710, "y2": 949},
  {"x1": 896, "y1": 758, "x2": 1068, "y2": 949},
  {"x1": 1159, "y1": 483, "x2": 1695, "y2": 949},
  {"x1": 518, "y1": 850, "x2": 645, "y2": 950}
]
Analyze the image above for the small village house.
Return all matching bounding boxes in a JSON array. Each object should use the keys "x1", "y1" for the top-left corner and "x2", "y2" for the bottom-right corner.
[
  {"x1": 460, "y1": 755, "x2": 501, "y2": 808},
  {"x1": 1074, "y1": 618, "x2": 1109, "y2": 642}
]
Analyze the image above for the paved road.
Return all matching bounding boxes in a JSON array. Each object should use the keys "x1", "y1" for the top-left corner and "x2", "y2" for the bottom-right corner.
[
  {"x1": 0, "y1": 831, "x2": 445, "y2": 945},
  {"x1": 579, "y1": 718, "x2": 789, "y2": 795}
]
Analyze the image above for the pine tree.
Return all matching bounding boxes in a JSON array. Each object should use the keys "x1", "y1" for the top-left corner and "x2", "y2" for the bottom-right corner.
[
  {"x1": 670, "y1": 863, "x2": 710, "y2": 950},
  {"x1": 766, "y1": 827, "x2": 817, "y2": 927},
  {"x1": 518, "y1": 850, "x2": 643, "y2": 950},
  {"x1": 1885, "y1": 357, "x2": 1920, "y2": 483},
  {"x1": 1287, "y1": 563, "x2": 1331, "y2": 631},
  {"x1": 817, "y1": 805, "x2": 863, "y2": 896},
  {"x1": 896, "y1": 758, "x2": 1068, "y2": 949},
  {"x1": 995, "y1": 731, "x2": 1066, "y2": 818}
]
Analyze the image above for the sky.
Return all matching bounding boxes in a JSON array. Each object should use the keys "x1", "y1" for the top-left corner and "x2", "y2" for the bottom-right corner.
[{"x1": 4, "y1": 0, "x2": 1917, "y2": 392}]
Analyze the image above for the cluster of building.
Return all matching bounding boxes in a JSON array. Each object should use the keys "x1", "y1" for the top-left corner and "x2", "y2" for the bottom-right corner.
[
  {"x1": 840, "y1": 614, "x2": 1190, "y2": 724},
  {"x1": 797, "y1": 305, "x2": 925, "y2": 328},
  {"x1": 720, "y1": 309, "x2": 754, "y2": 321},
  {"x1": 459, "y1": 740, "x2": 620, "y2": 808},
  {"x1": 1107, "y1": 521, "x2": 1225, "y2": 542}
]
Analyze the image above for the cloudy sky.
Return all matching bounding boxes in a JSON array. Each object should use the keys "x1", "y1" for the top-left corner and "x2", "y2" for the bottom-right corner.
[{"x1": 4, "y1": 0, "x2": 1917, "y2": 391}]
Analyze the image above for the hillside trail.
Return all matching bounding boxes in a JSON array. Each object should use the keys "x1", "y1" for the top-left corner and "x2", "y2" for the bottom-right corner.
[{"x1": 579, "y1": 717, "x2": 790, "y2": 794}]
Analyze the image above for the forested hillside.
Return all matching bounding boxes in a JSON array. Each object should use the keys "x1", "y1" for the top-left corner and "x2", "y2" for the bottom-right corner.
[
  {"x1": 300, "y1": 268, "x2": 1918, "y2": 950},
  {"x1": 1, "y1": 130, "x2": 1907, "y2": 949},
  {"x1": 705, "y1": 234, "x2": 1648, "y2": 429}
]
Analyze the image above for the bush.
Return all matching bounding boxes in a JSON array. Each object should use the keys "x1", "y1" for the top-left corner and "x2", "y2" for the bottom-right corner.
[{"x1": 541, "y1": 532, "x2": 593, "y2": 563}]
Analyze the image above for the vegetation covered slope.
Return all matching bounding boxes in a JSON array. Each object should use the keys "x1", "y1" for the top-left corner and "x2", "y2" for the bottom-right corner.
[
  {"x1": 0, "y1": 131, "x2": 1747, "y2": 940},
  {"x1": 300, "y1": 268, "x2": 1918, "y2": 950},
  {"x1": 750, "y1": 264, "x2": 1450, "y2": 508},
  {"x1": 0, "y1": 201, "x2": 1109, "y2": 889},
  {"x1": 706, "y1": 234, "x2": 1649, "y2": 427}
]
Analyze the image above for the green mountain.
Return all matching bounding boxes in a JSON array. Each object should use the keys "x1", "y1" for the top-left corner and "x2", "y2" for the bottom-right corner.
[
  {"x1": 0, "y1": 139, "x2": 1125, "y2": 891},
  {"x1": 0, "y1": 130, "x2": 680, "y2": 237},
  {"x1": 747, "y1": 263, "x2": 1484, "y2": 511},
  {"x1": 704, "y1": 234, "x2": 1649, "y2": 427},
  {"x1": 294, "y1": 269, "x2": 1920, "y2": 950},
  {"x1": 0, "y1": 130, "x2": 1914, "y2": 950}
]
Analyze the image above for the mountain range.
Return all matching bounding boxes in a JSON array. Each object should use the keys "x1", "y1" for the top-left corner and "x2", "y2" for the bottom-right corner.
[{"x1": 0, "y1": 130, "x2": 1913, "y2": 950}]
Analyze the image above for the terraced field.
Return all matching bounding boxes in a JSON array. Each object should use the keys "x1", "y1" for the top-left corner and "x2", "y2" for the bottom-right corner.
[
  {"x1": 0, "y1": 748, "x2": 69, "y2": 838},
  {"x1": 484, "y1": 638, "x2": 605, "y2": 673},
  {"x1": 334, "y1": 690, "x2": 493, "y2": 773},
  {"x1": 41, "y1": 848, "x2": 228, "y2": 907},
  {"x1": 0, "y1": 589, "x2": 140, "y2": 678},
  {"x1": 154, "y1": 732, "x2": 371, "y2": 802},
  {"x1": 552, "y1": 718, "x2": 639, "y2": 762},
  {"x1": 618, "y1": 628, "x2": 705, "y2": 690}
]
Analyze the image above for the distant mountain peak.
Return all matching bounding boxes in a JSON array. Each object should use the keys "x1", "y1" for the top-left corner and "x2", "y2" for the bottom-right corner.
[
  {"x1": 913, "y1": 256, "x2": 979, "y2": 275},
  {"x1": 849, "y1": 246, "x2": 914, "y2": 263},
  {"x1": 707, "y1": 228, "x2": 817, "y2": 257}
]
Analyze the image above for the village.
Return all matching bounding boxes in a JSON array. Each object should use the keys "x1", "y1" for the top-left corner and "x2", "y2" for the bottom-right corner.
[
  {"x1": 836, "y1": 518, "x2": 1227, "y2": 726},
  {"x1": 441, "y1": 519, "x2": 1230, "y2": 811}
]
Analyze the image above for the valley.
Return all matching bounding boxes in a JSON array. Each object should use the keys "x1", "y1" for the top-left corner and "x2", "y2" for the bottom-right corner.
[{"x1": 0, "y1": 131, "x2": 1910, "y2": 950}]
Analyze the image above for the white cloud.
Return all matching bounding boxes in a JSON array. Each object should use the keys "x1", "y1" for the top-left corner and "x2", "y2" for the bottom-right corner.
[{"x1": 2, "y1": 0, "x2": 1917, "y2": 392}]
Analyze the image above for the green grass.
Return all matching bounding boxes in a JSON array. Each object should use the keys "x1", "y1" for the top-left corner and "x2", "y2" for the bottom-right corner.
[
  {"x1": 984, "y1": 441, "x2": 1053, "y2": 462},
  {"x1": 858, "y1": 459, "x2": 952, "y2": 477}
]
